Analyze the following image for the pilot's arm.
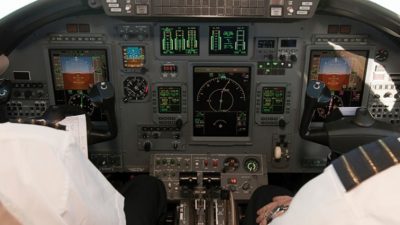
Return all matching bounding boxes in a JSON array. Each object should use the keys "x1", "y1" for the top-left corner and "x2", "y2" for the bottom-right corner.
[
  {"x1": 270, "y1": 136, "x2": 400, "y2": 225},
  {"x1": 0, "y1": 122, "x2": 126, "y2": 225}
]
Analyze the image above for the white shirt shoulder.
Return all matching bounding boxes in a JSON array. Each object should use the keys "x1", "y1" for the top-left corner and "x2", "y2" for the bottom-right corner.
[{"x1": 0, "y1": 123, "x2": 126, "y2": 225}]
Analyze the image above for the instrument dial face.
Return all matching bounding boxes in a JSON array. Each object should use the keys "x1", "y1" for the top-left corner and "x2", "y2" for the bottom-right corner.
[
  {"x1": 197, "y1": 77, "x2": 246, "y2": 112},
  {"x1": 123, "y1": 76, "x2": 149, "y2": 101},
  {"x1": 68, "y1": 93, "x2": 95, "y2": 115},
  {"x1": 244, "y1": 158, "x2": 260, "y2": 173},
  {"x1": 375, "y1": 49, "x2": 389, "y2": 62},
  {"x1": 223, "y1": 157, "x2": 240, "y2": 172}
]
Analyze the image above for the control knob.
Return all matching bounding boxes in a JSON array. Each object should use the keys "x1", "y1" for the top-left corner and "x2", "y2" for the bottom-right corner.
[{"x1": 290, "y1": 54, "x2": 297, "y2": 62}]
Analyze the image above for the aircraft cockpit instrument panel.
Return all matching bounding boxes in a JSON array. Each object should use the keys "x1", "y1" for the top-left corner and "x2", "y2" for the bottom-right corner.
[{"x1": 3, "y1": 0, "x2": 400, "y2": 177}]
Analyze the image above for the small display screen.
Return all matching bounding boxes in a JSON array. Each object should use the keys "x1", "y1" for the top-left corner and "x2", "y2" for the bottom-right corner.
[
  {"x1": 308, "y1": 50, "x2": 369, "y2": 121},
  {"x1": 193, "y1": 66, "x2": 251, "y2": 137},
  {"x1": 123, "y1": 46, "x2": 145, "y2": 68},
  {"x1": 160, "y1": 26, "x2": 199, "y2": 55},
  {"x1": 49, "y1": 49, "x2": 108, "y2": 91},
  {"x1": 280, "y1": 39, "x2": 297, "y2": 48},
  {"x1": 262, "y1": 87, "x2": 286, "y2": 114},
  {"x1": 258, "y1": 39, "x2": 275, "y2": 49},
  {"x1": 209, "y1": 26, "x2": 248, "y2": 55},
  {"x1": 158, "y1": 86, "x2": 181, "y2": 114}
]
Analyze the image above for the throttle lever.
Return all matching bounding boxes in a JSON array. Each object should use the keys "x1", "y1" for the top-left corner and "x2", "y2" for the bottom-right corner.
[{"x1": 0, "y1": 79, "x2": 12, "y2": 123}]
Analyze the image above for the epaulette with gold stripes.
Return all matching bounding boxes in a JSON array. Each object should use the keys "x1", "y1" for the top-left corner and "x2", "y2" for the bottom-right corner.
[
  {"x1": 9, "y1": 118, "x2": 66, "y2": 131},
  {"x1": 332, "y1": 136, "x2": 400, "y2": 191}
]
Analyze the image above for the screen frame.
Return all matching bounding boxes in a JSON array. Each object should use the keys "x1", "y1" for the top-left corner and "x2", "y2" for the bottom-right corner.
[
  {"x1": 159, "y1": 25, "x2": 200, "y2": 56},
  {"x1": 154, "y1": 23, "x2": 254, "y2": 61},
  {"x1": 122, "y1": 45, "x2": 146, "y2": 69},
  {"x1": 302, "y1": 45, "x2": 375, "y2": 125},
  {"x1": 208, "y1": 25, "x2": 249, "y2": 56},
  {"x1": 47, "y1": 48, "x2": 110, "y2": 107},
  {"x1": 189, "y1": 63, "x2": 255, "y2": 143},
  {"x1": 157, "y1": 86, "x2": 182, "y2": 114}
]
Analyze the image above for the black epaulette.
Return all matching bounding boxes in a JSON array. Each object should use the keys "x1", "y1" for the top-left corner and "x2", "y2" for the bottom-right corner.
[
  {"x1": 332, "y1": 136, "x2": 400, "y2": 191},
  {"x1": 9, "y1": 118, "x2": 66, "y2": 131}
]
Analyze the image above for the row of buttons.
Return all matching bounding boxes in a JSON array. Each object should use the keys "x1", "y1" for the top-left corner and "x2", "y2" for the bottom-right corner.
[
  {"x1": 142, "y1": 126, "x2": 180, "y2": 131},
  {"x1": 153, "y1": 6, "x2": 266, "y2": 15},
  {"x1": 153, "y1": 0, "x2": 265, "y2": 8},
  {"x1": 50, "y1": 36, "x2": 104, "y2": 42}
]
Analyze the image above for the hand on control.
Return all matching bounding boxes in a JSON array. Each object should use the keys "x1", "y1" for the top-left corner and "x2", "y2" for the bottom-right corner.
[{"x1": 256, "y1": 195, "x2": 292, "y2": 225}]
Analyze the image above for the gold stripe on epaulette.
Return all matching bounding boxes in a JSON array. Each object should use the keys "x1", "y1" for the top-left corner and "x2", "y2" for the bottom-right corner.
[
  {"x1": 359, "y1": 146, "x2": 379, "y2": 174},
  {"x1": 342, "y1": 155, "x2": 360, "y2": 186},
  {"x1": 378, "y1": 139, "x2": 399, "y2": 164}
]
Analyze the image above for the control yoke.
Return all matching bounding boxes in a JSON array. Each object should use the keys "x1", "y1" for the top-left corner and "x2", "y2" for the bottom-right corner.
[
  {"x1": 41, "y1": 81, "x2": 118, "y2": 145},
  {"x1": 300, "y1": 80, "x2": 400, "y2": 154},
  {"x1": 0, "y1": 80, "x2": 12, "y2": 123}
]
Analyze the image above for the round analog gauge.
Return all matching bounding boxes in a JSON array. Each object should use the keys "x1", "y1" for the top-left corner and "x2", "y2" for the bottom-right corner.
[
  {"x1": 68, "y1": 93, "x2": 95, "y2": 115},
  {"x1": 196, "y1": 77, "x2": 247, "y2": 112},
  {"x1": 317, "y1": 95, "x2": 344, "y2": 119},
  {"x1": 123, "y1": 76, "x2": 149, "y2": 101},
  {"x1": 223, "y1": 157, "x2": 240, "y2": 172},
  {"x1": 244, "y1": 158, "x2": 260, "y2": 173},
  {"x1": 375, "y1": 49, "x2": 389, "y2": 62}
]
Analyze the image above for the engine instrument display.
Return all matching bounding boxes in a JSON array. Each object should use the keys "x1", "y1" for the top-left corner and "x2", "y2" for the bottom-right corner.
[
  {"x1": 160, "y1": 26, "x2": 199, "y2": 56},
  {"x1": 193, "y1": 66, "x2": 251, "y2": 137},
  {"x1": 122, "y1": 46, "x2": 145, "y2": 68},
  {"x1": 262, "y1": 87, "x2": 286, "y2": 114},
  {"x1": 158, "y1": 86, "x2": 181, "y2": 114},
  {"x1": 308, "y1": 50, "x2": 368, "y2": 121},
  {"x1": 209, "y1": 26, "x2": 248, "y2": 55}
]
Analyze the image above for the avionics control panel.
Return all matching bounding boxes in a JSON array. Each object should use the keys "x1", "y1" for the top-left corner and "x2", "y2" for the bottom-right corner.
[
  {"x1": 150, "y1": 154, "x2": 267, "y2": 200},
  {"x1": 101, "y1": 0, "x2": 320, "y2": 18}
]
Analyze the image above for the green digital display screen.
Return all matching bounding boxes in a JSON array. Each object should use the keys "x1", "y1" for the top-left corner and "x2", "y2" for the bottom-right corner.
[
  {"x1": 160, "y1": 26, "x2": 199, "y2": 55},
  {"x1": 209, "y1": 26, "x2": 248, "y2": 55},
  {"x1": 261, "y1": 87, "x2": 285, "y2": 114},
  {"x1": 158, "y1": 86, "x2": 181, "y2": 113}
]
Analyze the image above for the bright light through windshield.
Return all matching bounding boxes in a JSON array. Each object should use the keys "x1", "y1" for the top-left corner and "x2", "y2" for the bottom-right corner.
[
  {"x1": 368, "y1": 0, "x2": 400, "y2": 15},
  {"x1": 0, "y1": 0, "x2": 38, "y2": 20}
]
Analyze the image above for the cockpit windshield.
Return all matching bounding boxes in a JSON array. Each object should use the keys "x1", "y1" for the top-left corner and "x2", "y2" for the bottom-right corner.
[{"x1": 0, "y1": 0, "x2": 38, "y2": 19}]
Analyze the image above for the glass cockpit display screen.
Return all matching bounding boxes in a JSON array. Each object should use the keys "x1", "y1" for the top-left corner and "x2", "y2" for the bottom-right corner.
[
  {"x1": 262, "y1": 87, "x2": 286, "y2": 114},
  {"x1": 193, "y1": 66, "x2": 251, "y2": 137},
  {"x1": 209, "y1": 26, "x2": 248, "y2": 55},
  {"x1": 50, "y1": 49, "x2": 108, "y2": 91},
  {"x1": 123, "y1": 46, "x2": 145, "y2": 68},
  {"x1": 49, "y1": 49, "x2": 108, "y2": 119},
  {"x1": 160, "y1": 26, "x2": 199, "y2": 55},
  {"x1": 158, "y1": 86, "x2": 181, "y2": 114},
  {"x1": 308, "y1": 50, "x2": 368, "y2": 121}
]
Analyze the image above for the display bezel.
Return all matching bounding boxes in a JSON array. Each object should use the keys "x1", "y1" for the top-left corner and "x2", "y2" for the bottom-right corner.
[
  {"x1": 192, "y1": 65, "x2": 252, "y2": 138},
  {"x1": 49, "y1": 48, "x2": 109, "y2": 92},
  {"x1": 157, "y1": 86, "x2": 182, "y2": 114},
  {"x1": 208, "y1": 26, "x2": 249, "y2": 56},
  {"x1": 159, "y1": 25, "x2": 200, "y2": 56},
  {"x1": 303, "y1": 45, "x2": 374, "y2": 122},
  {"x1": 261, "y1": 86, "x2": 286, "y2": 114},
  {"x1": 122, "y1": 46, "x2": 145, "y2": 68}
]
